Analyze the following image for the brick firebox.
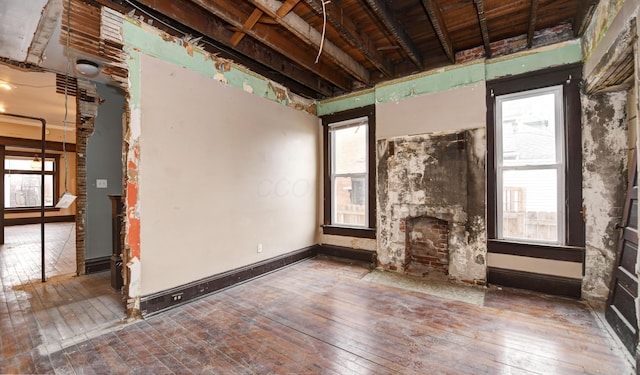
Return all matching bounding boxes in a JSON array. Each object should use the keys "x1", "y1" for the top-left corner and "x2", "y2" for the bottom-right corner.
[{"x1": 405, "y1": 216, "x2": 449, "y2": 276}]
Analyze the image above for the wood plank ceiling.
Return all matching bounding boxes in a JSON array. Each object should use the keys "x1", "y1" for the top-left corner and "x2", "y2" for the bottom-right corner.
[{"x1": 92, "y1": 0, "x2": 596, "y2": 99}]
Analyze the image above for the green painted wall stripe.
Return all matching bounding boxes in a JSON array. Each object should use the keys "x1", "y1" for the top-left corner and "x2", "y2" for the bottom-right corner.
[
  {"x1": 485, "y1": 41, "x2": 582, "y2": 80},
  {"x1": 316, "y1": 90, "x2": 375, "y2": 116},
  {"x1": 375, "y1": 62, "x2": 485, "y2": 103},
  {"x1": 318, "y1": 41, "x2": 583, "y2": 113},
  {"x1": 123, "y1": 20, "x2": 294, "y2": 108}
]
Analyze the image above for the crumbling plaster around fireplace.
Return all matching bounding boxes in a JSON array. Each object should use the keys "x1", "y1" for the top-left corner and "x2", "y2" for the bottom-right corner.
[{"x1": 377, "y1": 129, "x2": 487, "y2": 284}]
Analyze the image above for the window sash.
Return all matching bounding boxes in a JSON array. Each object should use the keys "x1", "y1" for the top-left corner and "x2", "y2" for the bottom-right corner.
[
  {"x1": 495, "y1": 85, "x2": 565, "y2": 245},
  {"x1": 329, "y1": 119, "x2": 369, "y2": 228}
]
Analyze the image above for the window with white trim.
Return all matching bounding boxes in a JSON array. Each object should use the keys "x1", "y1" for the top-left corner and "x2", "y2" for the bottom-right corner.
[
  {"x1": 329, "y1": 116, "x2": 369, "y2": 227},
  {"x1": 495, "y1": 86, "x2": 565, "y2": 244}
]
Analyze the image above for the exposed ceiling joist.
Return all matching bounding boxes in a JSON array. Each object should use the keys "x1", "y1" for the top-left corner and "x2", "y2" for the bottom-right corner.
[
  {"x1": 473, "y1": 0, "x2": 491, "y2": 58},
  {"x1": 527, "y1": 0, "x2": 539, "y2": 48},
  {"x1": 189, "y1": 0, "x2": 353, "y2": 90},
  {"x1": 249, "y1": 0, "x2": 370, "y2": 84},
  {"x1": 230, "y1": 8, "x2": 263, "y2": 46},
  {"x1": 134, "y1": 0, "x2": 337, "y2": 96},
  {"x1": 302, "y1": 0, "x2": 393, "y2": 77},
  {"x1": 420, "y1": 0, "x2": 454, "y2": 63},
  {"x1": 363, "y1": 0, "x2": 423, "y2": 70},
  {"x1": 276, "y1": 0, "x2": 300, "y2": 17},
  {"x1": 574, "y1": 0, "x2": 598, "y2": 37}
]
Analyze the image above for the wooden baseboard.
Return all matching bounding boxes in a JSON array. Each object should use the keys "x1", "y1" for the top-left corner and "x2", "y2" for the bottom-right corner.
[
  {"x1": 4, "y1": 215, "x2": 75, "y2": 226},
  {"x1": 488, "y1": 267, "x2": 582, "y2": 299},
  {"x1": 85, "y1": 256, "x2": 111, "y2": 274},
  {"x1": 317, "y1": 244, "x2": 376, "y2": 265},
  {"x1": 140, "y1": 245, "x2": 319, "y2": 316}
]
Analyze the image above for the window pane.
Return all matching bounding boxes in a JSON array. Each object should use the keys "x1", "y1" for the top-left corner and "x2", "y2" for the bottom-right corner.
[
  {"x1": 333, "y1": 125, "x2": 367, "y2": 174},
  {"x1": 501, "y1": 92, "x2": 557, "y2": 166},
  {"x1": 333, "y1": 176, "x2": 366, "y2": 226},
  {"x1": 501, "y1": 169, "x2": 558, "y2": 242},
  {"x1": 5, "y1": 174, "x2": 54, "y2": 207}
]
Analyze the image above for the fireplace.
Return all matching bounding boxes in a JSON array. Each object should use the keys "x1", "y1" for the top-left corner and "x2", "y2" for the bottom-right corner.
[
  {"x1": 405, "y1": 216, "x2": 449, "y2": 276},
  {"x1": 377, "y1": 128, "x2": 487, "y2": 284}
]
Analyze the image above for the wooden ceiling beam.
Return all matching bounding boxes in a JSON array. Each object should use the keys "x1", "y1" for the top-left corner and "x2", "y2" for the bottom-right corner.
[
  {"x1": 574, "y1": 0, "x2": 598, "y2": 37},
  {"x1": 133, "y1": 0, "x2": 339, "y2": 96},
  {"x1": 420, "y1": 0, "x2": 454, "y2": 63},
  {"x1": 230, "y1": 8, "x2": 264, "y2": 47},
  {"x1": 276, "y1": 0, "x2": 300, "y2": 17},
  {"x1": 473, "y1": 0, "x2": 491, "y2": 58},
  {"x1": 526, "y1": 0, "x2": 539, "y2": 48},
  {"x1": 302, "y1": 0, "x2": 393, "y2": 77},
  {"x1": 248, "y1": 0, "x2": 370, "y2": 84},
  {"x1": 363, "y1": 0, "x2": 423, "y2": 70},
  {"x1": 188, "y1": 0, "x2": 353, "y2": 90}
]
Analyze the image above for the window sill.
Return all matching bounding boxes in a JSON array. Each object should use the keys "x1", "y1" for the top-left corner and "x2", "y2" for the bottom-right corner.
[
  {"x1": 322, "y1": 225, "x2": 376, "y2": 239},
  {"x1": 487, "y1": 239, "x2": 584, "y2": 262}
]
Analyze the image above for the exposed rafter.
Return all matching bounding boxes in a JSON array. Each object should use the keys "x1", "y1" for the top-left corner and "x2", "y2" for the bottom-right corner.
[
  {"x1": 420, "y1": 0, "x2": 454, "y2": 63},
  {"x1": 473, "y1": 0, "x2": 491, "y2": 58},
  {"x1": 275, "y1": 0, "x2": 300, "y2": 17},
  {"x1": 230, "y1": 8, "x2": 263, "y2": 46},
  {"x1": 526, "y1": 0, "x2": 539, "y2": 48},
  {"x1": 303, "y1": 0, "x2": 393, "y2": 77},
  {"x1": 574, "y1": 0, "x2": 598, "y2": 37},
  {"x1": 133, "y1": 0, "x2": 339, "y2": 96},
  {"x1": 362, "y1": 0, "x2": 423, "y2": 70},
  {"x1": 248, "y1": 0, "x2": 370, "y2": 84},
  {"x1": 188, "y1": 0, "x2": 353, "y2": 90}
]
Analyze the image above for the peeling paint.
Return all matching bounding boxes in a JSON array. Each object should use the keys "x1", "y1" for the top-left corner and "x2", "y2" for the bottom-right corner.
[
  {"x1": 582, "y1": 91, "x2": 628, "y2": 300},
  {"x1": 377, "y1": 128, "x2": 487, "y2": 283},
  {"x1": 122, "y1": 19, "x2": 314, "y2": 114},
  {"x1": 319, "y1": 41, "x2": 581, "y2": 115}
]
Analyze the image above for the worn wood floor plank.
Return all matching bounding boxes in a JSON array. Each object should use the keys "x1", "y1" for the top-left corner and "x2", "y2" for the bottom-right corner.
[{"x1": 0, "y1": 233, "x2": 634, "y2": 375}]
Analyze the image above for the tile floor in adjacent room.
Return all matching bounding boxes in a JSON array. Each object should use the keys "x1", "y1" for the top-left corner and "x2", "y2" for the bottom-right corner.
[{"x1": 0, "y1": 223, "x2": 635, "y2": 374}]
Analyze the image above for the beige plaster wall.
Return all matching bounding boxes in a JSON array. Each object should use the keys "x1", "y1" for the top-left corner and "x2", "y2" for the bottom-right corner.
[
  {"x1": 138, "y1": 54, "x2": 318, "y2": 295},
  {"x1": 375, "y1": 83, "x2": 486, "y2": 140}
]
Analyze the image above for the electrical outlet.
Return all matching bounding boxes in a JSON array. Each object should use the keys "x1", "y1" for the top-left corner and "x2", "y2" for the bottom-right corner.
[{"x1": 257, "y1": 243, "x2": 263, "y2": 253}]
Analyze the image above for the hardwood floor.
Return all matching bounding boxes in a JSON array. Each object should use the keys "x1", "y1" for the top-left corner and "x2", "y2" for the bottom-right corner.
[{"x1": 1, "y1": 240, "x2": 634, "y2": 373}]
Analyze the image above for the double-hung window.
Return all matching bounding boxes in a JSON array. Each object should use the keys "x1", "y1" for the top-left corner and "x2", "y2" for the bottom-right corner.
[
  {"x1": 487, "y1": 63, "x2": 584, "y2": 256},
  {"x1": 322, "y1": 105, "x2": 376, "y2": 238},
  {"x1": 495, "y1": 86, "x2": 564, "y2": 244}
]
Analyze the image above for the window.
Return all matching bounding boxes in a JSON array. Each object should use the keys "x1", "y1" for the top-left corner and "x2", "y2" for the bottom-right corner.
[
  {"x1": 4, "y1": 152, "x2": 58, "y2": 210},
  {"x1": 487, "y1": 64, "x2": 584, "y2": 255},
  {"x1": 322, "y1": 106, "x2": 376, "y2": 238},
  {"x1": 495, "y1": 86, "x2": 564, "y2": 244}
]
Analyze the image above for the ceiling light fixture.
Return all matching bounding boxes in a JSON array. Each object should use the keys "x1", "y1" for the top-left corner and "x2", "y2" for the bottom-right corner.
[
  {"x1": 0, "y1": 105, "x2": 5, "y2": 113},
  {"x1": 75, "y1": 59, "x2": 100, "y2": 77},
  {"x1": 0, "y1": 82, "x2": 12, "y2": 90}
]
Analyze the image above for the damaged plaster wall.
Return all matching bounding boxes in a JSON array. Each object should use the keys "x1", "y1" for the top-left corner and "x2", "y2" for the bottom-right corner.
[
  {"x1": 582, "y1": 91, "x2": 628, "y2": 300},
  {"x1": 123, "y1": 18, "x2": 318, "y2": 307},
  {"x1": 377, "y1": 129, "x2": 487, "y2": 284}
]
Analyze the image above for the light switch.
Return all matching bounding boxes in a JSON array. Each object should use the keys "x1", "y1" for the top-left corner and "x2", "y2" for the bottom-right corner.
[{"x1": 96, "y1": 179, "x2": 108, "y2": 188}]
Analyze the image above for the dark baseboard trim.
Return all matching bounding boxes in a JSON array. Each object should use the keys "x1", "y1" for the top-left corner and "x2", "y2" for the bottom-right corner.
[
  {"x1": 140, "y1": 245, "x2": 319, "y2": 317},
  {"x1": 4, "y1": 215, "x2": 75, "y2": 226},
  {"x1": 85, "y1": 256, "x2": 111, "y2": 274},
  {"x1": 318, "y1": 244, "x2": 376, "y2": 264},
  {"x1": 488, "y1": 267, "x2": 582, "y2": 299}
]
